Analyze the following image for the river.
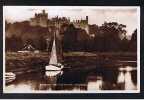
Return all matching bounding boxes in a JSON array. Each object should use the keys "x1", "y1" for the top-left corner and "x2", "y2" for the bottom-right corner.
[{"x1": 4, "y1": 64, "x2": 138, "y2": 93}]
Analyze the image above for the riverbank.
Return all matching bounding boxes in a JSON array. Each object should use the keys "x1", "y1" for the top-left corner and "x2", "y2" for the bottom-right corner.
[{"x1": 5, "y1": 51, "x2": 137, "y2": 75}]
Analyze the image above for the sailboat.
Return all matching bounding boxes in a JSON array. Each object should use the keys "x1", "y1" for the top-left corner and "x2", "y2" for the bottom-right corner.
[{"x1": 45, "y1": 32, "x2": 64, "y2": 71}]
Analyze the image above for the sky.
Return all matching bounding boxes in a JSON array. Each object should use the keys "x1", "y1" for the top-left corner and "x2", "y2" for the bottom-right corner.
[{"x1": 4, "y1": 6, "x2": 139, "y2": 36}]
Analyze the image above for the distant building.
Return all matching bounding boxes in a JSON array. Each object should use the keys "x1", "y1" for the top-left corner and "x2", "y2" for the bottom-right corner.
[
  {"x1": 30, "y1": 10, "x2": 48, "y2": 27},
  {"x1": 73, "y1": 16, "x2": 89, "y2": 34},
  {"x1": 18, "y1": 44, "x2": 39, "y2": 53},
  {"x1": 48, "y1": 16, "x2": 70, "y2": 30},
  {"x1": 29, "y1": 10, "x2": 89, "y2": 34},
  {"x1": 30, "y1": 10, "x2": 70, "y2": 28}
]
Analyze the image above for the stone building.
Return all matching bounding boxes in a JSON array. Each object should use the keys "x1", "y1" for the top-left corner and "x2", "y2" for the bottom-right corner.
[
  {"x1": 30, "y1": 10, "x2": 89, "y2": 34},
  {"x1": 73, "y1": 16, "x2": 89, "y2": 34},
  {"x1": 30, "y1": 10, "x2": 48, "y2": 27}
]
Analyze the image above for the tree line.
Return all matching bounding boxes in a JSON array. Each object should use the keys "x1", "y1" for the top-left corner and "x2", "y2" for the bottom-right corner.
[
  {"x1": 62, "y1": 22, "x2": 137, "y2": 52},
  {"x1": 5, "y1": 21, "x2": 137, "y2": 52}
]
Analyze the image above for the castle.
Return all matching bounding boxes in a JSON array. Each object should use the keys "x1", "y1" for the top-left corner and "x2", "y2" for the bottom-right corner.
[
  {"x1": 30, "y1": 10, "x2": 48, "y2": 27},
  {"x1": 30, "y1": 10, "x2": 89, "y2": 34},
  {"x1": 73, "y1": 16, "x2": 89, "y2": 33}
]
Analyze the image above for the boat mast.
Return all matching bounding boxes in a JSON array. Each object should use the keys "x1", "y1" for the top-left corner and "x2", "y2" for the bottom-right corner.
[
  {"x1": 49, "y1": 27, "x2": 58, "y2": 65},
  {"x1": 55, "y1": 22, "x2": 63, "y2": 62}
]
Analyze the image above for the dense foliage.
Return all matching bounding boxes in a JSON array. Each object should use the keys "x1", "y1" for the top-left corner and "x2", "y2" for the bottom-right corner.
[{"x1": 5, "y1": 21, "x2": 137, "y2": 52}]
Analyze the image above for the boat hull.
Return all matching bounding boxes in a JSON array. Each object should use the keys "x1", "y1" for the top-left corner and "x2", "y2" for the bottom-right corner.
[
  {"x1": 5, "y1": 72, "x2": 16, "y2": 84},
  {"x1": 45, "y1": 71, "x2": 62, "y2": 76},
  {"x1": 45, "y1": 65, "x2": 62, "y2": 71}
]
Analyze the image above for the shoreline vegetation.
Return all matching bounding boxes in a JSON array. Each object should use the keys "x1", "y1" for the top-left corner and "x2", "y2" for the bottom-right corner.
[
  {"x1": 5, "y1": 19, "x2": 137, "y2": 75},
  {"x1": 5, "y1": 51, "x2": 137, "y2": 75}
]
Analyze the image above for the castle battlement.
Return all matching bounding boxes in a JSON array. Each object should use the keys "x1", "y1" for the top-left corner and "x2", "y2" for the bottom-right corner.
[
  {"x1": 73, "y1": 16, "x2": 89, "y2": 34},
  {"x1": 30, "y1": 10, "x2": 48, "y2": 27},
  {"x1": 29, "y1": 10, "x2": 89, "y2": 34}
]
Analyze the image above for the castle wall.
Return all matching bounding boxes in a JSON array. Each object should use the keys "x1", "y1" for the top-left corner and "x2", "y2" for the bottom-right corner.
[
  {"x1": 30, "y1": 18, "x2": 38, "y2": 26},
  {"x1": 29, "y1": 10, "x2": 89, "y2": 34},
  {"x1": 30, "y1": 10, "x2": 48, "y2": 27},
  {"x1": 73, "y1": 16, "x2": 89, "y2": 34}
]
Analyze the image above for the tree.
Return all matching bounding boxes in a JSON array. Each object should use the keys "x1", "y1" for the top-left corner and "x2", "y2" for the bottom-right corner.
[
  {"x1": 6, "y1": 34, "x2": 23, "y2": 51},
  {"x1": 120, "y1": 37, "x2": 129, "y2": 51},
  {"x1": 63, "y1": 24, "x2": 77, "y2": 51},
  {"x1": 38, "y1": 36, "x2": 47, "y2": 51},
  {"x1": 94, "y1": 22, "x2": 127, "y2": 52},
  {"x1": 76, "y1": 28, "x2": 89, "y2": 51},
  {"x1": 129, "y1": 29, "x2": 137, "y2": 52}
]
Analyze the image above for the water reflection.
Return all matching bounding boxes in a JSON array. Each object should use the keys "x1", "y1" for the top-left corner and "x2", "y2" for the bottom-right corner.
[
  {"x1": 5, "y1": 82, "x2": 33, "y2": 93},
  {"x1": 124, "y1": 70, "x2": 137, "y2": 90},
  {"x1": 39, "y1": 71, "x2": 63, "y2": 90},
  {"x1": 45, "y1": 71, "x2": 63, "y2": 77},
  {"x1": 87, "y1": 75, "x2": 103, "y2": 90},
  {"x1": 117, "y1": 66, "x2": 137, "y2": 90},
  {"x1": 117, "y1": 71, "x2": 125, "y2": 84},
  {"x1": 5, "y1": 65, "x2": 137, "y2": 92}
]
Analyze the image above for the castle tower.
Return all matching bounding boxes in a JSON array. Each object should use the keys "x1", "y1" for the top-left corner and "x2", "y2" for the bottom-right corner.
[
  {"x1": 86, "y1": 16, "x2": 88, "y2": 24},
  {"x1": 42, "y1": 9, "x2": 45, "y2": 14},
  {"x1": 30, "y1": 10, "x2": 48, "y2": 27},
  {"x1": 85, "y1": 16, "x2": 89, "y2": 34},
  {"x1": 39, "y1": 10, "x2": 48, "y2": 27}
]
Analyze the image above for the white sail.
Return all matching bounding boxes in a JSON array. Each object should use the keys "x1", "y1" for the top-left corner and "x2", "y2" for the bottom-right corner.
[
  {"x1": 45, "y1": 28, "x2": 64, "y2": 71},
  {"x1": 49, "y1": 34, "x2": 58, "y2": 65}
]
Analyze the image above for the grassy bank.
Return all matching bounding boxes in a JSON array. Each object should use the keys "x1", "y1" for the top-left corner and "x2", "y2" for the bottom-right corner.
[{"x1": 5, "y1": 51, "x2": 137, "y2": 74}]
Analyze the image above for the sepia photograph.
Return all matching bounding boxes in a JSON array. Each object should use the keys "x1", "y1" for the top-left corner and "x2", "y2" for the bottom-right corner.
[{"x1": 3, "y1": 6, "x2": 140, "y2": 93}]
